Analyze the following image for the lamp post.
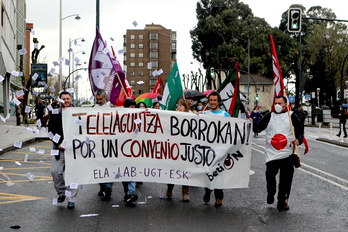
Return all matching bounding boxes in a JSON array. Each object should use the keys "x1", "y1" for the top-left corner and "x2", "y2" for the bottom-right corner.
[{"x1": 59, "y1": 0, "x2": 81, "y2": 92}]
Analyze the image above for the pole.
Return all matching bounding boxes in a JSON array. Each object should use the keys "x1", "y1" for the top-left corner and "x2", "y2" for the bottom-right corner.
[
  {"x1": 59, "y1": 0, "x2": 62, "y2": 92},
  {"x1": 96, "y1": 0, "x2": 100, "y2": 29},
  {"x1": 247, "y1": 38, "x2": 250, "y2": 108}
]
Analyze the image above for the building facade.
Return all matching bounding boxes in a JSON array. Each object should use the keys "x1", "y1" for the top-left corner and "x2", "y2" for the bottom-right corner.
[
  {"x1": 123, "y1": 24, "x2": 176, "y2": 98},
  {"x1": 0, "y1": 0, "x2": 26, "y2": 115}
]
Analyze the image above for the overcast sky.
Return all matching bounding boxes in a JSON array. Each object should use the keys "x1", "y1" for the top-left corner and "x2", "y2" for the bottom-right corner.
[{"x1": 26, "y1": 0, "x2": 347, "y2": 97}]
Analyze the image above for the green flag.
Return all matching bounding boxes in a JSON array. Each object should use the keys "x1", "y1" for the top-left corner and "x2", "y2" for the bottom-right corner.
[
  {"x1": 160, "y1": 61, "x2": 183, "y2": 110},
  {"x1": 217, "y1": 63, "x2": 241, "y2": 118}
]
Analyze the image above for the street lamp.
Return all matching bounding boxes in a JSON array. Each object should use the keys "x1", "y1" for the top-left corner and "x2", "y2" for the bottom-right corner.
[
  {"x1": 59, "y1": 0, "x2": 81, "y2": 92},
  {"x1": 68, "y1": 37, "x2": 85, "y2": 85}
]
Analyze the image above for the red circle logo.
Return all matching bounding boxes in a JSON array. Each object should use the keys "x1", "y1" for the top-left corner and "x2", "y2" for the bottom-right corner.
[{"x1": 271, "y1": 134, "x2": 288, "y2": 150}]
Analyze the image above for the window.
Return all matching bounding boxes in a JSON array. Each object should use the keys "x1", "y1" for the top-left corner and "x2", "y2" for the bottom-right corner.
[
  {"x1": 130, "y1": 35, "x2": 135, "y2": 40},
  {"x1": 150, "y1": 79, "x2": 157, "y2": 85},
  {"x1": 139, "y1": 71, "x2": 144, "y2": 76},
  {"x1": 149, "y1": 33, "x2": 158, "y2": 40},
  {"x1": 130, "y1": 44, "x2": 135, "y2": 49},
  {"x1": 171, "y1": 43, "x2": 176, "y2": 49},
  {"x1": 139, "y1": 62, "x2": 144, "y2": 67},
  {"x1": 129, "y1": 72, "x2": 135, "y2": 76},
  {"x1": 130, "y1": 80, "x2": 135, "y2": 85},
  {"x1": 150, "y1": 61, "x2": 158, "y2": 68},
  {"x1": 130, "y1": 53, "x2": 135, "y2": 58},
  {"x1": 138, "y1": 44, "x2": 144, "y2": 49},
  {"x1": 171, "y1": 53, "x2": 176, "y2": 60},
  {"x1": 138, "y1": 89, "x2": 144, "y2": 94},
  {"x1": 171, "y1": 33, "x2": 177, "y2": 41},
  {"x1": 150, "y1": 42, "x2": 158, "y2": 49},
  {"x1": 150, "y1": 51, "x2": 158, "y2": 58},
  {"x1": 139, "y1": 53, "x2": 143, "y2": 58},
  {"x1": 130, "y1": 62, "x2": 135, "y2": 67},
  {"x1": 139, "y1": 34, "x2": 143, "y2": 40}
]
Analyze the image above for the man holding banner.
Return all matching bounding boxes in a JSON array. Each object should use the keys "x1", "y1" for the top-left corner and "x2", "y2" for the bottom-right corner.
[
  {"x1": 48, "y1": 91, "x2": 78, "y2": 209},
  {"x1": 202, "y1": 91, "x2": 230, "y2": 207},
  {"x1": 252, "y1": 96, "x2": 303, "y2": 211}
]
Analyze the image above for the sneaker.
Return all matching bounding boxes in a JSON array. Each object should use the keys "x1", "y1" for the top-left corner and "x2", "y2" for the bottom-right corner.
[
  {"x1": 214, "y1": 199, "x2": 223, "y2": 207},
  {"x1": 97, "y1": 190, "x2": 104, "y2": 197},
  {"x1": 125, "y1": 193, "x2": 138, "y2": 206},
  {"x1": 267, "y1": 194, "x2": 274, "y2": 204},
  {"x1": 57, "y1": 195, "x2": 66, "y2": 203},
  {"x1": 277, "y1": 200, "x2": 289, "y2": 211},
  {"x1": 67, "y1": 202, "x2": 75, "y2": 209},
  {"x1": 101, "y1": 189, "x2": 112, "y2": 201}
]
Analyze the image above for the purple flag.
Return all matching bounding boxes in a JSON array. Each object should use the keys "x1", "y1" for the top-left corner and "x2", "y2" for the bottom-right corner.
[{"x1": 88, "y1": 28, "x2": 125, "y2": 104}]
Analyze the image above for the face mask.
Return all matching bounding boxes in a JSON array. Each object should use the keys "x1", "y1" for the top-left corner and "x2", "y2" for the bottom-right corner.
[
  {"x1": 274, "y1": 104, "x2": 283, "y2": 113},
  {"x1": 197, "y1": 106, "x2": 202, "y2": 110}
]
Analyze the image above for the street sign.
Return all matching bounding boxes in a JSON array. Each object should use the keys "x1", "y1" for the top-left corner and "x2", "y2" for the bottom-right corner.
[
  {"x1": 288, "y1": 96, "x2": 295, "y2": 102},
  {"x1": 305, "y1": 94, "x2": 311, "y2": 101}
]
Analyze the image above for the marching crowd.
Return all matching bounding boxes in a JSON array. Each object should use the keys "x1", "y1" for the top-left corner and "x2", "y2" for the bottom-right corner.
[{"x1": 43, "y1": 89, "x2": 346, "y2": 211}]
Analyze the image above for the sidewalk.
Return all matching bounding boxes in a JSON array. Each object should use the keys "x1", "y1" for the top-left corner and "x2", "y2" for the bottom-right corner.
[
  {"x1": 0, "y1": 115, "x2": 49, "y2": 155},
  {"x1": 1, "y1": 115, "x2": 347, "y2": 156}
]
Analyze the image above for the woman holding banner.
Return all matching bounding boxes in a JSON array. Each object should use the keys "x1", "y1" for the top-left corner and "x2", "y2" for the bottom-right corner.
[{"x1": 165, "y1": 99, "x2": 191, "y2": 202}]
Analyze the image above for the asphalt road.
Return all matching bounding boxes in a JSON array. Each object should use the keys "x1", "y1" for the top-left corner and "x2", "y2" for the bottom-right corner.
[{"x1": 0, "y1": 129, "x2": 347, "y2": 232}]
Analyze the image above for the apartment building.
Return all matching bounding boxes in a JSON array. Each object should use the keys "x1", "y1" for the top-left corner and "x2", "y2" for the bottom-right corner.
[{"x1": 123, "y1": 23, "x2": 177, "y2": 98}]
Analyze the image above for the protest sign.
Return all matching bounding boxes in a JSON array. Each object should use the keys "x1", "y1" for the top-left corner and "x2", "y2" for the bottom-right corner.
[{"x1": 63, "y1": 108, "x2": 252, "y2": 189}]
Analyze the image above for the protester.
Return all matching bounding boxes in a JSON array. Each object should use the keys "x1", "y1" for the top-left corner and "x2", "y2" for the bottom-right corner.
[
  {"x1": 252, "y1": 96, "x2": 303, "y2": 211},
  {"x1": 35, "y1": 100, "x2": 45, "y2": 125},
  {"x1": 249, "y1": 106, "x2": 263, "y2": 137},
  {"x1": 122, "y1": 98, "x2": 138, "y2": 206},
  {"x1": 196, "y1": 100, "x2": 204, "y2": 112},
  {"x1": 94, "y1": 89, "x2": 113, "y2": 201},
  {"x1": 336, "y1": 105, "x2": 347, "y2": 138},
  {"x1": 48, "y1": 91, "x2": 77, "y2": 209},
  {"x1": 152, "y1": 101, "x2": 161, "y2": 109},
  {"x1": 202, "y1": 91, "x2": 230, "y2": 207},
  {"x1": 137, "y1": 101, "x2": 147, "y2": 109},
  {"x1": 165, "y1": 99, "x2": 191, "y2": 202}
]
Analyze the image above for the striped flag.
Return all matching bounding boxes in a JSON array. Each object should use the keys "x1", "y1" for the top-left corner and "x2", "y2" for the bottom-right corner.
[
  {"x1": 217, "y1": 63, "x2": 240, "y2": 117},
  {"x1": 160, "y1": 61, "x2": 183, "y2": 110},
  {"x1": 269, "y1": 34, "x2": 286, "y2": 112},
  {"x1": 152, "y1": 76, "x2": 162, "y2": 95}
]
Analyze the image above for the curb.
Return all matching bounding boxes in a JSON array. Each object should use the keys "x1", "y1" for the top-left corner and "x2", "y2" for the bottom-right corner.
[
  {"x1": 316, "y1": 138, "x2": 348, "y2": 148},
  {"x1": 0, "y1": 137, "x2": 50, "y2": 155}
]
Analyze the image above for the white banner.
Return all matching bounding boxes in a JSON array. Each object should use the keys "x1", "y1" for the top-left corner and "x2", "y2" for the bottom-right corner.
[{"x1": 62, "y1": 108, "x2": 253, "y2": 189}]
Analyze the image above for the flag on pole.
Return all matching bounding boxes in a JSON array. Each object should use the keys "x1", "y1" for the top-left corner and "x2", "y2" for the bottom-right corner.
[
  {"x1": 88, "y1": 27, "x2": 125, "y2": 104},
  {"x1": 152, "y1": 76, "x2": 162, "y2": 95},
  {"x1": 217, "y1": 63, "x2": 240, "y2": 117},
  {"x1": 160, "y1": 61, "x2": 183, "y2": 110},
  {"x1": 115, "y1": 77, "x2": 134, "y2": 106},
  {"x1": 269, "y1": 34, "x2": 286, "y2": 112},
  {"x1": 269, "y1": 34, "x2": 309, "y2": 155}
]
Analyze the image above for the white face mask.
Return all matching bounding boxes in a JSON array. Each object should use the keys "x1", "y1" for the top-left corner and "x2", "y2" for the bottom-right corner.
[{"x1": 275, "y1": 104, "x2": 283, "y2": 113}]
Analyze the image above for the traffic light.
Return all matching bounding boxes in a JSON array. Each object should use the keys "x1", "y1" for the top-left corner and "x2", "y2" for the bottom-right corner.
[
  {"x1": 288, "y1": 8, "x2": 302, "y2": 33},
  {"x1": 255, "y1": 93, "x2": 259, "y2": 101}
]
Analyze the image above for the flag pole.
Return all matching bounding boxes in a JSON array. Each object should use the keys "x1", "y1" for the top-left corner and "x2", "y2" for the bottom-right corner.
[{"x1": 110, "y1": 46, "x2": 129, "y2": 98}]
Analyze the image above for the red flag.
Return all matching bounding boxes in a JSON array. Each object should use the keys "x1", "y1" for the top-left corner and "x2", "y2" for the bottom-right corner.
[
  {"x1": 109, "y1": 46, "x2": 134, "y2": 106},
  {"x1": 152, "y1": 76, "x2": 162, "y2": 95},
  {"x1": 115, "y1": 77, "x2": 134, "y2": 106},
  {"x1": 269, "y1": 34, "x2": 286, "y2": 112}
]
